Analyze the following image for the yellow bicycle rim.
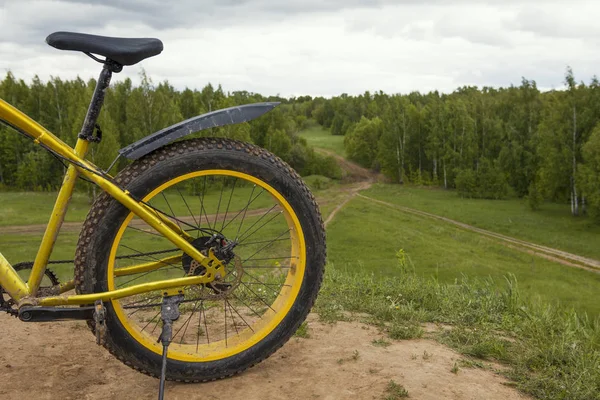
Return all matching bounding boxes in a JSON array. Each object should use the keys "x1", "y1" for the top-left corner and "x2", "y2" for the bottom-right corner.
[{"x1": 108, "y1": 170, "x2": 306, "y2": 362}]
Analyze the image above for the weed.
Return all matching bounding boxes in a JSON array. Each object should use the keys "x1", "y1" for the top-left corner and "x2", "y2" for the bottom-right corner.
[
  {"x1": 295, "y1": 322, "x2": 310, "y2": 338},
  {"x1": 388, "y1": 323, "x2": 423, "y2": 340},
  {"x1": 383, "y1": 380, "x2": 409, "y2": 399},
  {"x1": 372, "y1": 338, "x2": 392, "y2": 348},
  {"x1": 337, "y1": 350, "x2": 360, "y2": 365},
  {"x1": 451, "y1": 362, "x2": 459, "y2": 374},
  {"x1": 458, "y1": 358, "x2": 485, "y2": 369}
]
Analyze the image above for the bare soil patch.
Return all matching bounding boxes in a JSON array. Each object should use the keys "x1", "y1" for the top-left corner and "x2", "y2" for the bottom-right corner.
[{"x1": 0, "y1": 313, "x2": 527, "y2": 400}]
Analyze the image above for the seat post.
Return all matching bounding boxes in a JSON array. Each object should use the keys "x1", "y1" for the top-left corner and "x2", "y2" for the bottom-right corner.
[{"x1": 77, "y1": 60, "x2": 120, "y2": 145}]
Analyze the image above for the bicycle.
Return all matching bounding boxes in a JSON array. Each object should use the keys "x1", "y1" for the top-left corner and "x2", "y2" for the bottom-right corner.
[{"x1": 0, "y1": 31, "x2": 325, "y2": 388}]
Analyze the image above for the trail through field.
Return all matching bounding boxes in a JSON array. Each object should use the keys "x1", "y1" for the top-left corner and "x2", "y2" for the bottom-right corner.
[
  {"x1": 317, "y1": 146, "x2": 600, "y2": 272},
  {"x1": 0, "y1": 312, "x2": 528, "y2": 400},
  {"x1": 358, "y1": 194, "x2": 600, "y2": 273},
  {"x1": 1, "y1": 205, "x2": 327, "y2": 235}
]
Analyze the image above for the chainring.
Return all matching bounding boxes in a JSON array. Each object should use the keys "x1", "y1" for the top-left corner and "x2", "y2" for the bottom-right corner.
[{"x1": 0, "y1": 262, "x2": 60, "y2": 313}]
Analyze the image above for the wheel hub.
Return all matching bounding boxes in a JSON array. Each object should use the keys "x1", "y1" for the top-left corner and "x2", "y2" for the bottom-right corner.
[{"x1": 182, "y1": 235, "x2": 242, "y2": 299}]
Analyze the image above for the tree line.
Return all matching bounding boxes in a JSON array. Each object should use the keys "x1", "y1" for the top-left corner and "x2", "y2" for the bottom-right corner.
[
  {"x1": 0, "y1": 72, "x2": 340, "y2": 194},
  {"x1": 2, "y1": 68, "x2": 600, "y2": 221},
  {"x1": 306, "y1": 68, "x2": 600, "y2": 220}
]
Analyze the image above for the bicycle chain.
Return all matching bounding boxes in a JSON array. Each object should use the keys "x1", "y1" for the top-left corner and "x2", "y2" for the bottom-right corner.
[{"x1": 0, "y1": 261, "x2": 60, "y2": 315}]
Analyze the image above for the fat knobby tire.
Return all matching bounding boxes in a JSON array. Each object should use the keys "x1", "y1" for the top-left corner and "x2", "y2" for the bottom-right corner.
[{"x1": 73, "y1": 138, "x2": 326, "y2": 382}]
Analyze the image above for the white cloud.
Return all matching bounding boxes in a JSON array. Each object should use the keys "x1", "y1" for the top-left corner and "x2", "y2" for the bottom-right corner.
[{"x1": 0, "y1": 0, "x2": 598, "y2": 97}]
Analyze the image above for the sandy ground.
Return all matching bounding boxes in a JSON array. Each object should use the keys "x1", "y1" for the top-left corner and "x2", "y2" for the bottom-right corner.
[{"x1": 0, "y1": 313, "x2": 528, "y2": 400}]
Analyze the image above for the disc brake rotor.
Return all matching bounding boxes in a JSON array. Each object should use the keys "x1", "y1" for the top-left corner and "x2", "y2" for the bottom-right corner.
[{"x1": 182, "y1": 236, "x2": 243, "y2": 300}]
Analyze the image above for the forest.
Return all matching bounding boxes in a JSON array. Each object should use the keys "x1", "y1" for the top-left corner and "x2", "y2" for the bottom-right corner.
[{"x1": 1, "y1": 68, "x2": 600, "y2": 221}]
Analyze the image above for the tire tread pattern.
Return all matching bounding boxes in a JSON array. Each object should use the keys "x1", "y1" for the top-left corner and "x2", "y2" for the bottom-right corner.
[{"x1": 73, "y1": 138, "x2": 325, "y2": 382}]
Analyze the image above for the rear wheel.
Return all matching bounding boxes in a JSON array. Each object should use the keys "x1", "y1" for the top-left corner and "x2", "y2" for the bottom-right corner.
[{"x1": 74, "y1": 138, "x2": 325, "y2": 381}]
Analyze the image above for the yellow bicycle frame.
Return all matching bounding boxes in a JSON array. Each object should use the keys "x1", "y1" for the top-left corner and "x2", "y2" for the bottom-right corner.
[{"x1": 0, "y1": 98, "x2": 224, "y2": 307}]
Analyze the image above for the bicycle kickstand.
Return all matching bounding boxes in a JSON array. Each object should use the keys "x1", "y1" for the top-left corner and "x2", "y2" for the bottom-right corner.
[{"x1": 157, "y1": 294, "x2": 184, "y2": 400}]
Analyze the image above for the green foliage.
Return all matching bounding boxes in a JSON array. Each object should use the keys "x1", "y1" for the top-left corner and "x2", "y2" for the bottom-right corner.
[
  {"x1": 527, "y1": 181, "x2": 543, "y2": 211},
  {"x1": 579, "y1": 123, "x2": 600, "y2": 221},
  {"x1": 383, "y1": 380, "x2": 409, "y2": 399},
  {"x1": 303, "y1": 175, "x2": 333, "y2": 190},
  {"x1": 344, "y1": 116, "x2": 383, "y2": 168},
  {"x1": 0, "y1": 72, "x2": 341, "y2": 192},
  {"x1": 455, "y1": 159, "x2": 508, "y2": 199},
  {"x1": 294, "y1": 322, "x2": 310, "y2": 338},
  {"x1": 300, "y1": 71, "x2": 600, "y2": 220},
  {"x1": 297, "y1": 125, "x2": 345, "y2": 157},
  {"x1": 455, "y1": 168, "x2": 477, "y2": 197}
]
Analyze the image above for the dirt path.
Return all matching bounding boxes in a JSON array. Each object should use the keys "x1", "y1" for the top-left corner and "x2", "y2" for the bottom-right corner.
[
  {"x1": 317, "y1": 146, "x2": 600, "y2": 273},
  {"x1": 324, "y1": 181, "x2": 372, "y2": 228},
  {"x1": 0, "y1": 312, "x2": 528, "y2": 400},
  {"x1": 315, "y1": 148, "x2": 377, "y2": 183},
  {"x1": 1, "y1": 205, "x2": 326, "y2": 236},
  {"x1": 358, "y1": 194, "x2": 600, "y2": 273}
]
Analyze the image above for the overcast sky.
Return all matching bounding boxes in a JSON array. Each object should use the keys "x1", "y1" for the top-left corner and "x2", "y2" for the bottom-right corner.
[{"x1": 0, "y1": 0, "x2": 598, "y2": 97}]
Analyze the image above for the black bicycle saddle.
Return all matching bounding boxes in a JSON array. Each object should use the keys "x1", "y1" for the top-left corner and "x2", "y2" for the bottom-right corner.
[{"x1": 46, "y1": 31, "x2": 163, "y2": 66}]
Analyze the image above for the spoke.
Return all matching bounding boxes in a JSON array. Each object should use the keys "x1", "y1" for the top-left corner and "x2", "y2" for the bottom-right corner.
[
  {"x1": 116, "y1": 265, "x2": 182, "y2": 288},
  {"x1": 117, "y1": 245, "x2": 183, "y2": 287},
  {"x1": 224, "y1": 300, "x2": 228, "y2": 346},
  {"x1": 243, "y1": 269, "x2": 290, "y2": 289},
  {"x1": 196, "y1": 301, "x2": 204, "y2": 352},
  {"x1": 244, "y1": 256, "x2": 298, "y2": 262},
  {"x1": 242, "y1": 228, "x2": 291, "y2": 262},
  {"x1": 123, "y1": 294, "x2": 162, "y2": 308},
  {"x1": 151, "y1": 313, "x2": 163, "y2": 334},
  {"x1": 239, "y1": 281, "x2": 276, "y2": 313},
  {"x1": 138, "y1": 198, "x2": 213, "y2": 236},
  {"x1": 121, "y1": 245, "x2": 174, "y2": 264},
  {"x1": 226, "y1": 300, "x2": 240, "y2": 335},
  {"x1": 214, "y1": 179, "x2": 225, "y2": 229},
  {"x1": 117, "y1": 255, "x2": 173, "y2": 265},
  {"x1": 235, "y1": 185, "x2": 256, "y2": 240},
  {"x1": 140, "y1": 309, "x2": 161, "y2": 333},
  {"x1": 177, "y1": 187, "x2": 199, "y2": 228},
  {"x1": 244, "y1": 281, "x2": 290, "y2": 287},
  {"x1": 226, "y1": 299, "x2": 254, "y2": 333},
  {"x1": 231, "y1": 293, "x2": 264, "y2": 319},
  {"x1": 221, "y1": 188, "x2": 265, "y2": 232},
  {"x1": 116, "y1": 248, "x2": 179, "y2": 260},
  {"x1": 125, "y1": 302, "x2": 162, "y2": 316},
  {"x1": 220, "y1": 179, "x2": 237, "y2": 231},
  {"x1": 126, "y1": 225, "x2": 163, "y2": 238},
  {"x1": 124, "y1": 295, "x2": 162, "y2": 317},
  {"x1": 161, "y1": 192, "x2": 182, "y2": 231},
  {"x1": 172, "y1": 301, "x2": 200, "y2": 344},
  {"x1": 201, "y1": 301, "x2": 210, "y2": 344},
  {"x1": 236, "y1": 237, "x2": 289, "y2": 247},
  {"x1": 237, "y1": 204, "x2": 279, "y2": 243},
  {"x1": 198, "y1": 176, "x2": 212, "y2": 230}
]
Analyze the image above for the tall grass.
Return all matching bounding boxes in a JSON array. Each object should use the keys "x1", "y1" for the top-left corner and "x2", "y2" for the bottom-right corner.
[{"x1": 316, "y1": 264, "x2": 600, "y2": 399}]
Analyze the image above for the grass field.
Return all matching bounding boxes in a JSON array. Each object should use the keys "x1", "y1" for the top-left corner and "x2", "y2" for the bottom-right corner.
[
  {"x1": 364, "y1": 184, "x2": 600, "y2": 261},
  {"x1": 326, "y1": 196, "x2": 600, "y2": 316},
  {"x1": 298, "y1": 126, "x2": 345, "y2": 157},
  {"x1": 0, "y1": 191, "x2": 92, "y2": 226}
]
